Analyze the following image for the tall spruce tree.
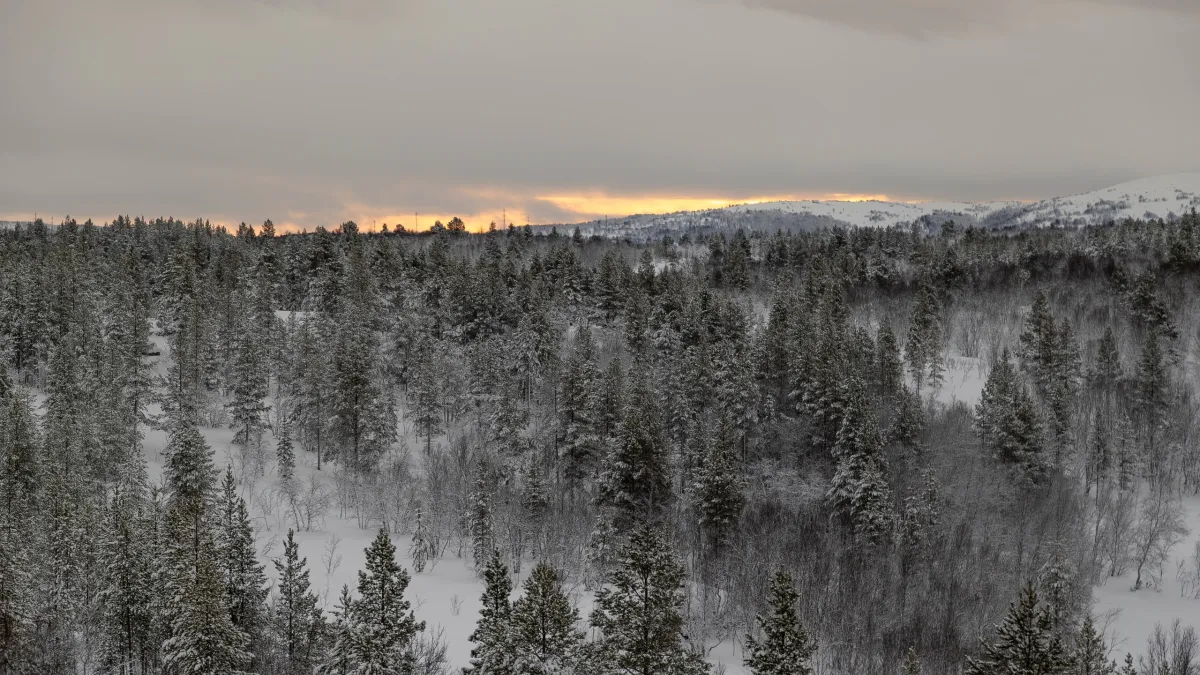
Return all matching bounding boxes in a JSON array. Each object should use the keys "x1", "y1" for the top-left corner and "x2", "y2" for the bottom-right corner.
[
  {"x1": 588, "y1": 526, "x2": 708, "y2": 675},
  {"x1": 272, "y1": 529, "x2": 326, "y2": 675},
  {"x1": 598, "y1": 376, "x2": 672, "y2": 533},
  {"x1": 321, "y1": 529, "x2": 424, "y2": 674},
  {"x1": 965, "y1": 583, "x2": 1069, "y2": 675},
  {"x1": 466, "y1": 550, "x2": 515, "y2": 675},
  {"x1": 511, "y1": 562, "x2": 583, "y2": 675},
  {"x1": 744, "y1": 571, "x2": 816, "y2": 675},
  {"x1": 692, "y1": 420, "x2": 746, "y2": 547},
  {"x1": 215, "y1": 469, "x2": 269, "y2": 669}
]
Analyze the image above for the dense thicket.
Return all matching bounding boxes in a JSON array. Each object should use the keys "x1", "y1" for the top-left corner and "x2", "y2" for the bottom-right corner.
[{"x1": 1, "y1": 210, "x2": 1199, "y2": 674}]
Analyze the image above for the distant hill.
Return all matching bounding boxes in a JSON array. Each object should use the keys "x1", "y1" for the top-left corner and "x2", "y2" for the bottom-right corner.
[{"x1": 552, "y1": 173, "x2": 1200, "y2": 240}]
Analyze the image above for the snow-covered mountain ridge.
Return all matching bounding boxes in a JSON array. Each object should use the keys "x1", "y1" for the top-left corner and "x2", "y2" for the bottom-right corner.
[{"x1": 567, "y1": 173, "x2": 1200, "y2": 238}]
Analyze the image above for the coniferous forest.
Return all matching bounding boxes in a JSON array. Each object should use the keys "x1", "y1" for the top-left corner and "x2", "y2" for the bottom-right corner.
[{"x1": 4, "y1": 212, "x2": 1200, "y2": 674}]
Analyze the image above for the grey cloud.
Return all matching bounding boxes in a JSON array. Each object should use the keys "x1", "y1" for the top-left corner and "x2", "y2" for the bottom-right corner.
[
  {"x1": 729, "y1": 0, "x2": 1200, "y2": 37},
  {"x1": 2, "y1": 0, "x2": 1199, "y2": 228}
]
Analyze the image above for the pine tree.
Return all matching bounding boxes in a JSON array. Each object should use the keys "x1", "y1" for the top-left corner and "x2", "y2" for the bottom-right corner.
[
  {"x1": 560, "y1": 327, "x2": 602, "y2": 485},
  {"x1": 744, "y1": 570, "x2": 816, "y2": 675},
  {"x1": 692, "y1": 420, "x2": 746, "y2": 547},
  {"x1": 965, "y1": 583, "x2": 1069, "y2": 675},
  {"x1": 408, "y1": 342, "x2": 444, "y2": 456},
  {"x1": 0, "y1": 384, "x2": 37, "y2": 671},
  {"x1": 467, "y1": 550, "x2": 515, "y2": 675},
  {"x1": 331, "y1": 309, "x2": 387, "y2": 471},
  {"x1": 1135, "y1": 328, "x2": 1170, "y2": 452},
  {"x1": 975, "y1": 353, "x2": 1048, "y2": 485},
  {"x1": 1092, "y1": 327, "x2": 1122, "y2": 391},
  {"x1": 876, "y1": 324, "x2": 904, "y2": 397},
  {"x1": 409, "y1": 507, "x2": 432, "y2": 574},
  {"x1": 97, "y1": 453, "x2": 156, "y2": 675},
  {"x1": 163, "y1": 415, "x2": 218, "y2": 569},
  {"x1": 293, "y1": 314, "x2": 332, "y2": 470},
  {"x1": 319, "y1": 585, "x2": 355, "y2": 675},
  {"x1": 589, "y1": 526, "x2": 708, "y2": 675},
  {"x1": 276, "y1": 424, "x2": 296, "y2": 484},
  {"x1": 469, "y1": 464, "x2": 495, "y2": 574},
  {"x1": 1071, "y1": 615, "x2": 1115, "y2": 675},
  {"x1": 599, "y1": 376, "x2": 672, "y2": 533},
  {"x1": 511, "y1": 562, "x2": 583, "y2": 675},
  {"x1": 828, "y1": 378, "x2": 894, "y2": 543},
  {"x1": 227, "y1": 328, "x2": 269, "y2": 449},
  {"x1": 215, "y1": 469, "x2": 269, "y2": 669},
  {"x1": 906, "y1": 285, "x2": 944, "y2": 395},
  {"x1": 161, "y1": 529, "x2": 252, "y2": 675},
  {"x1": 272, "y1": 529, "x2": 326, "y2": 675},
  {"x1": 1018, "y1": 291, "x2": 1058, "y2": 397},
  {"x1": 892, "y1": 386, "x2": 926, "y2": 456},
  {"x1": 321, "y1": 529, "x2": 424, "y2": 675}
]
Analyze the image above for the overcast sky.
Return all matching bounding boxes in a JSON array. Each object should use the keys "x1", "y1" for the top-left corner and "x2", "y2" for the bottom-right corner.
[{"x1": 2, "y1": 0, "x2": 1198, "y2": 230}]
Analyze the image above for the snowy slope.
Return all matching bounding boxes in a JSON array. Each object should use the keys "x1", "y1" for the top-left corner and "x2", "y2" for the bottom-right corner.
[
  {"x1": 728, "y1": 197, "x2": 1015, "y2": 229},
  {"x1": 1005, "y1": 173, "x2": 1200, "y2": 229},
  {"x1": 563, "y1": 173, "x2": 1200, "y2": 238},
  {"x1": 731, "y1": 173, "x2": 1200, "y2": 230}
]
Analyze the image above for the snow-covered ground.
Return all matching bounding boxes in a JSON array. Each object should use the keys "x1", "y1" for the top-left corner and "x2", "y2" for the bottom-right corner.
[
  {"x1": 931, "y1": 355, "x2": 989, "y2": 409},
  {"x1": 1095, "y1": 496, "x2": 1200, "y2": 660}
]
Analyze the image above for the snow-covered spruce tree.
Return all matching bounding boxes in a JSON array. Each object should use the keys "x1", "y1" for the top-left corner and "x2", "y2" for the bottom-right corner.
[
  {"x1": 965, "y1": 583, "x2": 1069, "y2": 675},
  {"x1": 331, "y1": 309, "x2": 388, "y2": 471},
  {"x1": 588, "y1": 525, "x2": 708, "y2": 675},
  {"x1": 875, "y1": 324, "x2": 904, "y2": 398},
  {"x1": 321, "y1": 529, "x2": 424, "y2": 675},
  {"x1": 1018, "y1": 291, "x2": 1058, "y2": 398},
  {"x1": 408, "y1": 340, "x2": 444, "y2": 456},
  {"x1": 226, "y1": 327, "x2": 269, "y2": 450},
  {"x1": 892, "y1": 385, "x2": 926, "y2": 457},
  {"x1": 215, "y1": 469, "x2": 269, "y2": 669},
  {"x1": 560, "y1": 326, "x2": 602, "y2": 485},
  {"x1": 975, "y1": 351, "x2": 1049, "y2": 485},
  {"x1": 1134, "y1": 327, "x2": 1170, "y2": 460},
  {"x1": 163, "y1": 413, "x2": 218, "y2": 569},
  {"x1": 466, "y1": 550, "x2": 515, "y2": 675},
  {"x1": 468, "y1": 463, "x2": 495, "y2": 574},
  {"x1": 744, "y1": 570, "x2": 816, "y2": 675},
  {"x1": 160, "y1": 415, "x2": 253, "y2": 675},
  {"x1": 521, "y1": 459, "x2": 550, "y2": 562},
  {"x1": 598, "y1": 375, "x2": 672, "y2": 534},
  {"x1": 1071, "y1": 615, "x2": 1116, "y2": 675},
  {"x1": 1091, "y1": 326, "x2": 1122, "y2": 392},
  {"x1": 271, "y1": 529, "x2": 326, "y2": 675},
  {"x1": 276, "y1": 422, "x2": 296, "y2": 485},
  {"x1": 0, "y1": 380, "x2": 39, "y2": 672},
  {"x1": 511, "y1": 562, "x2": 583, "y2": 675},
  {"x1": 96, "y1": 452, "x2": 156, "y2": 675},
  {"x1": 827, "y1": 376, "x2": 895, "y2": 543},
  {"x1": 597, "y1": 358, "x2": 625, "y2": 453},
  {"x1": 319, "y1": 585, "x2": 354, "y2": 675},
  {"x1": 898, "y1": 469, "x2": 942, "y2": 555},
  {"x1": 692, "y1": 419, "x2": 746, "y2": 548},
  {"x1": 293, "y1": 315, "x2": 332, "y2": 469},
  {"x1": 409, "y1": 507, "x2": 432, "y2": 574},
  {"x1": 905, "y1": 283, "x2": 944, "y2": 395},
  {"x1": 161, "y1": 528, "x2": 252, "y2": 675}
]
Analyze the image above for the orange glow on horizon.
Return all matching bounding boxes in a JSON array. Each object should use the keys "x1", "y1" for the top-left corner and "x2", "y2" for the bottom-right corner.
[
  {"x1": 0, "y1": 190, "x2": 941, "y2": 234},
  {"x1": 534, "y1": 192, "x2": 903, "y2": 220}
]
